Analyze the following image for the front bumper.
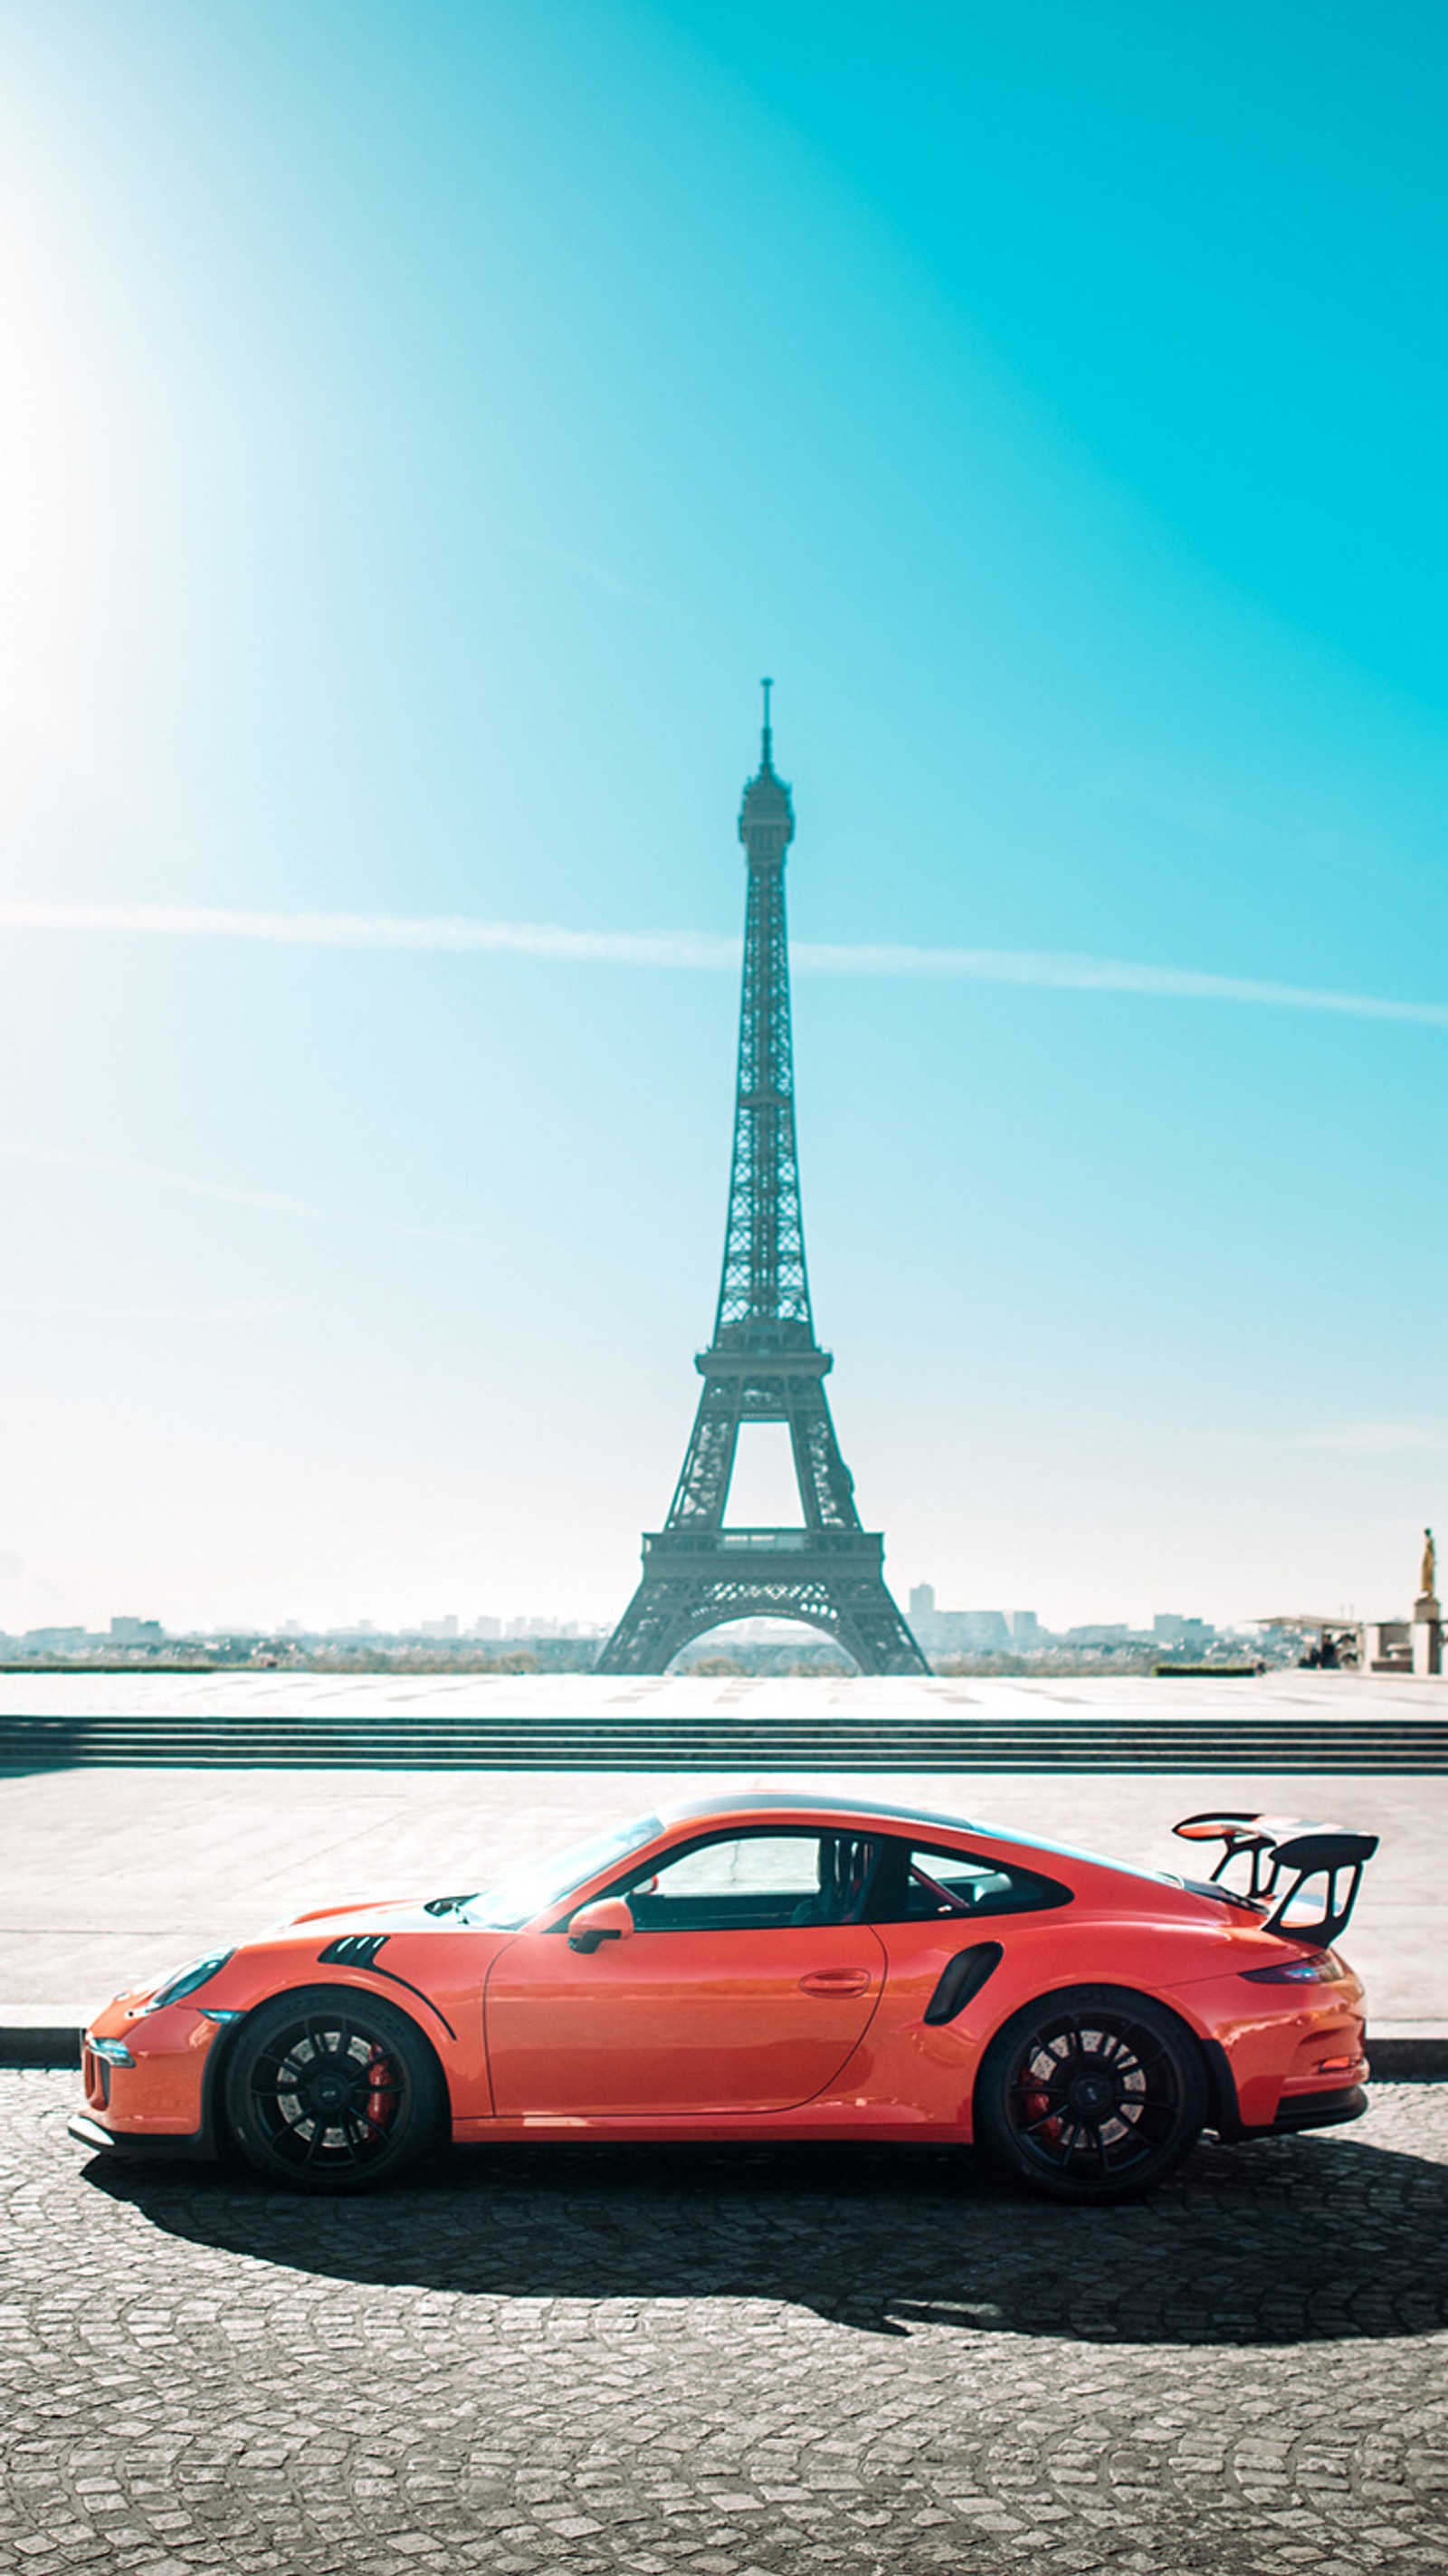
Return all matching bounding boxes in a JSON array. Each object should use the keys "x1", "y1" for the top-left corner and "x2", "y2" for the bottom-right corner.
[
  {"x1": 74, "y1": 2004, "x2": 229, "y2": 2161},
  {"x1": 68, "y1": 2109, "x2": 214, "y2": 2161}
]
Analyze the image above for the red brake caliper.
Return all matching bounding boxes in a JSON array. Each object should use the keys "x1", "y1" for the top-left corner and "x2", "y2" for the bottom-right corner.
[
  {"x1": 366, "y1": 2046, "x2": 395, "y2": 2135},
  {"x1": 1021, "y1": 2051, "x2": 1058, "y2": 2141}
]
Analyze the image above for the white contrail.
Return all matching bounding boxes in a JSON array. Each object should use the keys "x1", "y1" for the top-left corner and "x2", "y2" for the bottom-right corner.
[
  {"x1": 0, "y1": 901, "x2": 733, "y2": 969},
  {"x1": 790, "y1": 940, "x2": 1448, "y2": 1025},
  {"x1": 0, "y1": 1135, "x2": 322, "y2": 1216},
  {"x1": 2, "y1": 1295, "x2": 301, "y2": 1322},
  {"x1": 1293, "y1": 1421, "x2": 1445, "y2": 1454},
  {"x1": 0, "y1": 1138, "x2": 477, "y2": 1246},
  {"x1": 1, "y1": 900, "x2": 1443, "y2": 1026}
]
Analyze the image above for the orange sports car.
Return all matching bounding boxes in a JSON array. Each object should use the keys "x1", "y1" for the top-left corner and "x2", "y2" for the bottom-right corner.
[{"x1": 69, "y1": 1790, "x2": 1377, "y2": 2203}]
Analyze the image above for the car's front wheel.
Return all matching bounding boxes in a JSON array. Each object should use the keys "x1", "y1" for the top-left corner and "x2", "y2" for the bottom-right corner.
[
  {"x1": 975, "y1": 1986, "x2": 1206, "y2": 2203},
  {"x1": 223, "y1": 1987, "x2": 445, "y2": 2192}
]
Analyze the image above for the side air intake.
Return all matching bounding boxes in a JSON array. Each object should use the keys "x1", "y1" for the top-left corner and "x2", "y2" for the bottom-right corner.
[
  {"x1": 318, "y1": 1933, "x2": 389, "y2": 1969},
  {"x1": 923, "y1": 1942, "x2": 1004, "y2": 2026}
]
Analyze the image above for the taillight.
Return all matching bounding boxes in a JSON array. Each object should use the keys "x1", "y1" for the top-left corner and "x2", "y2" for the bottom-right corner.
[{"x1": 1241, "y1": 1951, "x2": 1345, "y2": 1985}]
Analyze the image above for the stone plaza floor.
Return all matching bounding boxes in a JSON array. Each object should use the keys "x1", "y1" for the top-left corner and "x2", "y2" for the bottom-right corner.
[
  {"x1": 0, "y1": 1758, "x2": 1442, "y2": 2025},
  {"x1": 4, "y1": 2070, "x2": 1445, "y2": 2574}
]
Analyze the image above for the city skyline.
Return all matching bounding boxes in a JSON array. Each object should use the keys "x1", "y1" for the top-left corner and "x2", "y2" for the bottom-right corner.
[{"x1": 2, "y1": 6, "x2": 1445, "y2": 1640}]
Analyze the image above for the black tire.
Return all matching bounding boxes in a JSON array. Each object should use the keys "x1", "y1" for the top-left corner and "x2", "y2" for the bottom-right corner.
[
  {"x1": 975, "y1": 1985, "x2": 1207, "y2": 2204},
  {"x1": 224, "y1": 1987, "x2": 445, "y2": 2193}
]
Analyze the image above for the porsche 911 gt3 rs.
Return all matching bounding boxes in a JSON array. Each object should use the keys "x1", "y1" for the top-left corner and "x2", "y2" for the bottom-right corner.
[{"x1": 69, "y1": 1790, "x2": 1377, "y2": 2203}]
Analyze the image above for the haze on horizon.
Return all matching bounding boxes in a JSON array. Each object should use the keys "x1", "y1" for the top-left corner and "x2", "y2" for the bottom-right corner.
[{"x1": 2, "y1": 3, "x2": 1444, "y2": 1642}]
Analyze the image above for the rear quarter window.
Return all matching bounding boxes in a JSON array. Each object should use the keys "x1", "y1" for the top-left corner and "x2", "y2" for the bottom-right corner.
[{"x1": 876, "y1": 1839, "x2": 1072, "y2": 1922}]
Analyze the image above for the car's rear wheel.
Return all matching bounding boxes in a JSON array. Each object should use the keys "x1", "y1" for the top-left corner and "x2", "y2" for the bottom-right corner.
[
  {"x1": 976, "y1": 1986, "x2": 1206, "y2": 2203},
  {"x1": 224, "y1": 1987, "x2": 444, "y2": 2192}
]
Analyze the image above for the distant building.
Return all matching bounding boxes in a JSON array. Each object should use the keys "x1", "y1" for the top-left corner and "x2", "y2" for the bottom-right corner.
[
  {"x1": 907, "y1": 1595, "x2": 1011, "y2": 1653},
  {"x1": 1011, "y1": 1610, "x2": 1041, "y2": 1643},
  {"x1": 419, "y1": 1617, "x2": 460, "y2": 1639},
  {"x1": 1065, "y1": 1624, "x2": 1130, "y2": 1646},
  {"x1": 1153, "y1": 1614, "x2": 1215, "y2": 1650},
  {"x1": 472, "y1": 1617, "x2": 502, "y2": 1638},
  {"x1": 110, "y1": 1617, "x2": 164, "y2": 1643},
  {"x1": 959, "y1": 1610, "x2": 1010, "y2": 1648}
]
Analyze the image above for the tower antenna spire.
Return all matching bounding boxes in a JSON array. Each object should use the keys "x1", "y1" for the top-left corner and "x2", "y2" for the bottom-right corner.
[{"x1": 760, "y1": 676, "x2": 773, "y2": 766}]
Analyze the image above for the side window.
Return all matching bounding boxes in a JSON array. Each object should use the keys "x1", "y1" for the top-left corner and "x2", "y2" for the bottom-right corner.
[
  {"x1": 868, "y1": 1838, "x2": 1070, "y2": 1922},
  {"x1": 619, "y1": 1832, "x2": 881, "y2": 1932}
]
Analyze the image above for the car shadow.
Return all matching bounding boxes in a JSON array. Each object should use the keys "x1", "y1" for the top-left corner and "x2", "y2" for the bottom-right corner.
[{"x1": 82, "y1": 2123, "x2": 1448, "y2": 2345}]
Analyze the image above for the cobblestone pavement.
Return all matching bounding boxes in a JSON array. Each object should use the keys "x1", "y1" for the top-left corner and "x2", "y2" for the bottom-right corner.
[{"x1": 2, "y1": 2081, "x2": 1445, "y2": 2575}]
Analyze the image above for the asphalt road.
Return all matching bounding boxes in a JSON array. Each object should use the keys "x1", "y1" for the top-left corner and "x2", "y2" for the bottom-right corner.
[{"x1": 4, "y1": 2073, "x2": 1445, "y2": 2574}]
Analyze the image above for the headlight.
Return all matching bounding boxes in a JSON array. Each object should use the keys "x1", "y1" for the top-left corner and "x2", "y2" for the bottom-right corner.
[
  {"x1": 87, "y1": 2036, "x2": 135, "y2": 2067},
  {"x1": 141, "y1": 1950, "x2": 235, "y2": 2011}
]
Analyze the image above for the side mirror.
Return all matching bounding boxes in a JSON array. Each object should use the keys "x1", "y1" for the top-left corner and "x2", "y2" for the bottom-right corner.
[{"x1": 567, "y1": 1897, "x2": 634, "y2": 1955}]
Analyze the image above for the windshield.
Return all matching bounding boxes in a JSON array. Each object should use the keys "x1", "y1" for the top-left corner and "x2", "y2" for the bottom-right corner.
[{"x1": 462, "y1": 1811, "x2": 662, "y2": 1931}]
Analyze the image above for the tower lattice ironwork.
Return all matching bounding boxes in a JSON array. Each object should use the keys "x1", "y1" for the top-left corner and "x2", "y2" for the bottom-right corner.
[{"x1": 599, "y1": 688, "x2": 928, "y2": 1676}]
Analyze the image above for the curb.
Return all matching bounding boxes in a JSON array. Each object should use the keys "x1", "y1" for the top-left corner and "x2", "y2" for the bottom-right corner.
[
  {"x1": 0, "y1": 2008, "x2": 91, "y2": 2069},
  {"x1": 4, "y1": 2022, "x2": 1447, "y2": 2076},
  {"x1": 5, "y1": 2029, "x2": 83, "y2": 2067},
  {"x1": 1364, "y1": 2031, "x2": 1448, "y2": 2078}
]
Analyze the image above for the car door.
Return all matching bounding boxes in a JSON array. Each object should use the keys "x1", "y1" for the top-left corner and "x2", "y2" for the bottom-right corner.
[{"x1": 484, "y1": 1828, "x2": 886, "y2": 2115}]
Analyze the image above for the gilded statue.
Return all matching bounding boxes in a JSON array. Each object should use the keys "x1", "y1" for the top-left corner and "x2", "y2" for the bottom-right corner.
[{"x1": 1421, "y1": 1527, "x2": 1437, "y2": 1600}]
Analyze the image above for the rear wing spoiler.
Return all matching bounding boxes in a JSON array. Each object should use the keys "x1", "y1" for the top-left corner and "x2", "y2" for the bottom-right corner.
[{"x1": 1173, "y1": 1811, "x2": 1378, "y2": 1949}]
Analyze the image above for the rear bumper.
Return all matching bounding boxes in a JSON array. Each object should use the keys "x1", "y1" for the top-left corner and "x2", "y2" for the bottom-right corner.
[
  {"x1": 1202, "y1": 2031, "x2": 1370, "y2": 2144},
  {"x1": 1261, "y1": 2083, "x2": 1367, "y2": 2135}
]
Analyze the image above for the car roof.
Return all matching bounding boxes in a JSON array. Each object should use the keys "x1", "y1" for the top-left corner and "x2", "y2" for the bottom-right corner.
[
  {"x1": 653, "y1": 1787, "x2": 1165, "y2": 1885},
  {"x1": 659, "y1": 1789, "x2": 981, "y2": 1835}
]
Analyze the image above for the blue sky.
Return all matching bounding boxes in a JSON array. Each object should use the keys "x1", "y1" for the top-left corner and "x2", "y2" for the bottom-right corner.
[{"x1": 1, "y1": 2, "x2": 1444, "y2": 1635}]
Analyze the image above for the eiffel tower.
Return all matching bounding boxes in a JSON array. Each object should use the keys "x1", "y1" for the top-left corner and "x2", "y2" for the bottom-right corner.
[{"x1": 599, "y1": 687, "x2": 928, "y2": 1676}]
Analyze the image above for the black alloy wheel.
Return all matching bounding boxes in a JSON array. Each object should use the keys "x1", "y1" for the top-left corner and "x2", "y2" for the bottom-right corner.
[
  {"x1": 223, "y1": 1987, "x2": 444, "y2": 2192},
  {"x1": 976, "y1": 1986, "x2": 1207, "y2": 2203}
]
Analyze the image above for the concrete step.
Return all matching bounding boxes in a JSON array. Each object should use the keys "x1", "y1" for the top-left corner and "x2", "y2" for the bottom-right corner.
[
  {"x1": 0, "y1": 1711, "x2": 1445, "y2": 1770},
  {"x1": 4, "y1": 1718, "x2": 1443, "y2": 1738}
]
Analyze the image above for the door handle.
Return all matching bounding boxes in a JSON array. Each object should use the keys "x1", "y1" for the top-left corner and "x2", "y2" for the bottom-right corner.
[{"x1": 797, "y1": 1970, "x2": 871, "y2": 1998}]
